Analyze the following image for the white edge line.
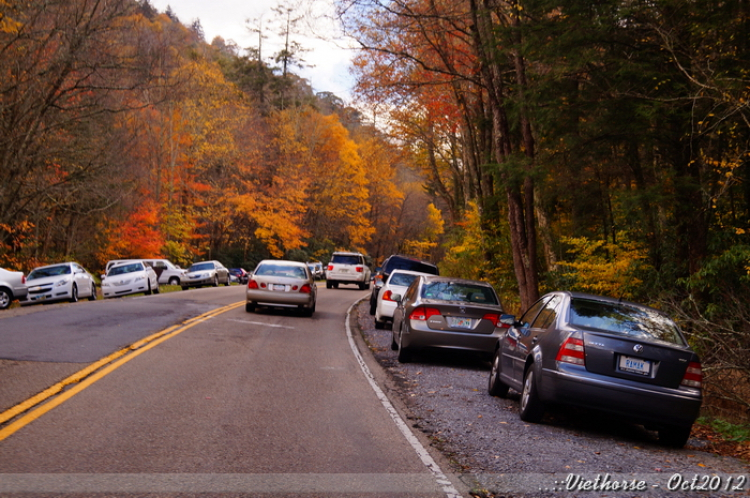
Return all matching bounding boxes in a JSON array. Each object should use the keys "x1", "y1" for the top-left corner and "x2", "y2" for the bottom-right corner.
[{"x1": 345, "y1": 300, "x2": 463, "y2": 498}]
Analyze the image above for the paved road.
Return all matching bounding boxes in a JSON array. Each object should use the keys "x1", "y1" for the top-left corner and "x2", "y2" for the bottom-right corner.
[{"x1": 0, "y1": 285, "x2": 465, "y2": 497}]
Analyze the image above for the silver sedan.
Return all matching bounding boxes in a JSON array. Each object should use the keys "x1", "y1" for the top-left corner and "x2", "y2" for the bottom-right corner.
[
  {"x1": 181, "y1": 260, "x2": 230, "y2": 289},
  {"x1": 246, "y1": 260, "x2": 317, "y2": 316},
  {"x1": 390, "y1": 275, "x2": 506, "y2": 362}
]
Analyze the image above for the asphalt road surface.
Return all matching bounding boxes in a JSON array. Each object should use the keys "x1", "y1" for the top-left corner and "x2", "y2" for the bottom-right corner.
[{"x1": 0, "y1": 285, "x2": 465, "y2": 497}]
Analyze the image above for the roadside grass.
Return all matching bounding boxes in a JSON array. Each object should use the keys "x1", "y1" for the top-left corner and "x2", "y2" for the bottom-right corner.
[{"x1": 693, "y1": 418, "x2": 750, "y2": 462}]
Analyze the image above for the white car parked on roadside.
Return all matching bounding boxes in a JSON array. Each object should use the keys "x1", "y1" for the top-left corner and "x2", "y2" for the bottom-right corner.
[
  {"x1": 374, "y1": 269, "x2": 431, "y2": 329},
  {"x1": 102, "y1": 260, "x2": 159, "y2": 299},
  {"x1": 21, "y1": 262, "x2": 97, "y2": 305}
]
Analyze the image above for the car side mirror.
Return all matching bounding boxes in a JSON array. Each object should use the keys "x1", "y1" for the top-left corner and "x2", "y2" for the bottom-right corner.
[
  {"x1": 499, "y1": 314, "x2": 517, "y2": 327},
  {"x1": 100, "y1": 274, "x2": 106, "y2": 280},
  {"x1": 374, "y1": 279, "x2": 384, "y2": 288},
  {"x1": 391, "y1": 293, "x2": 402, "y2": 303}
]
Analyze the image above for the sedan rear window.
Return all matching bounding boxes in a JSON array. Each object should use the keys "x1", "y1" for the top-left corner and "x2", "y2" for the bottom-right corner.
[
  {"x1": 388, "y1": 273, "x2": 419, "y2": 287},
  {"x1": 569, "y1": 299, "x2": 686, "y2": 345},
  {"x1": 421, "y1": 282, "x2": 498, "y2": 305},
  {"x1": 257, "y1": 265, "x2": 306, "y2": 278}
]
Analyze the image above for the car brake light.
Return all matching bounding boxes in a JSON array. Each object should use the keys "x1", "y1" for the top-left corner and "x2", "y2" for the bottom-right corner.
[
  {"x1": 328, "y1": 265, "x2": 333, "y2": 271},
  {"x1": 382, "y1": 290, "x2": 395, "y2": 302},
  {"x1": 409, "y1": 306, "x2": 441, "y2": 321},
  {"x1": 248, "y1": 280, "x2": 258, "y2": 289},
  {"x1": 482, "y1": 313, "x2": 500, "y2": 327},
  {"x1": 356, "y1": 266, "x2": 363, "y2": 273},
  {"x1": 22, "y1": 275, "x2": 26, "y2": 284},
  {"x1": 681, "y1": 361, "x2": 703, "y2": 389},
  {"x1": 556, "y1": 336, "x2": 585, "y2": 365},
  {"x1": 300, "y1": 284, "x2": 312, "y2": 294}
]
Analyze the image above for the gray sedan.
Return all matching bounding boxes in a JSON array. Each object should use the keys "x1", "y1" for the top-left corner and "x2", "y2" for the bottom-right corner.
[
  {"x1": 181, "y1": 260, "x2": 230, "y2": 289},
  {"x1": 487, "y1": 291, "x2": 702, "y2": 447},
  {"x1": 390, "y1": 275, "x2": 506, "y2": 362},
  {"x1": 246, "y1": 260, "x2": 317, "y2": 316}
]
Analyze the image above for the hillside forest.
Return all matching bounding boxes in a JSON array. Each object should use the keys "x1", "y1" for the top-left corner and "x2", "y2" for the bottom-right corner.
[{"x1": 1, "y1": 0, "x2": 748, "y2": 422}]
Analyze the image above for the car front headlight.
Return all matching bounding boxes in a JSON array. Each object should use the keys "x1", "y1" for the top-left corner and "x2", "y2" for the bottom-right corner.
[{"x1": 55, "y1": 278, "x2": 71, "y2": 287}]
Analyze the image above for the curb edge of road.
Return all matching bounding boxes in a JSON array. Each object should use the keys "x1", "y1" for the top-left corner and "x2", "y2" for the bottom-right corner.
[{"x1": 346, "y1": 297, "x2": 470, "y2": 498}]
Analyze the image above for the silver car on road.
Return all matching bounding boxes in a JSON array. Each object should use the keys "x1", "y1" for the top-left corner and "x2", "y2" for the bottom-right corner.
[{"x1": 246, "y1": 260, "x2": 317, "y2": 316}]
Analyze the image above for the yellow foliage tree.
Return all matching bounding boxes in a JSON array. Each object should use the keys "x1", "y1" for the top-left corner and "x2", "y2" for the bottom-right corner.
[
  {"x1": 561, "y1": 233, "x2": 652, "y2": 300},
  {"x1": 402, "y1": 203, "x2": 444, "y2": 260}
]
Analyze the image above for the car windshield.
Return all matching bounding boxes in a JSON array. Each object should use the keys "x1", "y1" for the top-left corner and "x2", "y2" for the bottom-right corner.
[
  {"x1": 388, "y1": 273, "x2": 419, "y2": 287},
  {"x1": 256, "y1": 264, "x2": 307, "y2": 279},
  {"x1": 331, "y1": 255, "x2": 360, "y2": 265},
  {"x1": 108, "y1": 263, "x2": 143, "y2": 276},
  {"x1": 28, "y1": 265, "x2": 71, "y2": 280},
  {"x1": 569, "y1": 299, "x2": 686, "y2": 345},
  {"x1": 189, "y1": 262, "x2": 214, "y2": 272},
  {"x1": 420, "y1": 282, "x2": 498, "y2": 305}
]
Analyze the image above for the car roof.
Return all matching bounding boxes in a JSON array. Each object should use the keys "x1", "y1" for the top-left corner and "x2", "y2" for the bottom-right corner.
[
  {"x1": 548, "y1": 290, "x2": 667, "y2": 315},
  {"x1": 419, "y1": 275, "x2": 493, "y2": 287},
  {"x1": 257, "y1": 259, "x2": 307, "y2": 267}
]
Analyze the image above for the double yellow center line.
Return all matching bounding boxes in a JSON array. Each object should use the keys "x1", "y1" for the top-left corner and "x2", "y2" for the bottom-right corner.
[{"x1": 0, "y1": 301, "x2": 244, "y2": 442}]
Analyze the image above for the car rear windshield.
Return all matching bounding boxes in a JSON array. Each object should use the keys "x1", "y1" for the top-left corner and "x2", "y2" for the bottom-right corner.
[
  {"x1": 331, "y1": 255, "x2": 361, "y2": 265},
  {"x1": 421, "y1": 282, "x2": 498, "y2": 305},
  {"x1": 388, "y1": 273, "x2": 420, "y2": 287},
  {"x1": 569, "y1": 299, "x2": 686, "y2": 345},
  {"x1": 28, "y1": 265, "x2": 71, "y2": 279},
  {"x1": 386, "y1": 259, "x2": 438, "y2": 275},
  {"x1": 256, "y1": 264, "x2": 307, "y2": 279}
]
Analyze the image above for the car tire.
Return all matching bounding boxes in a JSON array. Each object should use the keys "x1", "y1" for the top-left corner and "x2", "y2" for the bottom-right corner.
[
  {"x1": 213, "y1": 275, "x2": 219, "y2": 287},
  {"x1": 397, "y1": 325, "x2": 412, "y2": 363},
  {"x1": 369, "y1": 299, "x2": 376, "y2": 315},
  {"x1": 168, "y1": 277, "x2": 180, "y2": 286},
  {"x1": 145, "y1": 282, "x2": 152, "y2": 296},
  {"x1": 181, "y1": 286, "x2": 188, "y2": 291},
  {"x1": 69, "y1": 284, "x2": 79, "y2": 303},
  {"x1": 245, "y1": 301, "x2": 256, "y2": 313},
  {"x1": 374, "y1": 318, "x2": 386, "y2": 329},
  {"x1": 659, "y1": 425, "x2": 692, "y2": 448},
  {"x1": 88, "y1": 283, "x2": 97, "y2": 301},
  {"x1": 0, "y1": 288, "x2": 12, "y2": 310},
  {"x1": 488, "y1": 349, "x2": 510, "y2": 397},
  {"x1": 153, "y1": 283, "x2": 160, "y2": 294},
  {"x1": 519, "y1": 368, "x2": 545, "y2": 423}
]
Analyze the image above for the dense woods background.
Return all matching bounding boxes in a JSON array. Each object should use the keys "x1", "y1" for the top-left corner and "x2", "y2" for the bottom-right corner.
[{"x1": 1, "y1": 0, "x2": 747, "y2": 422}]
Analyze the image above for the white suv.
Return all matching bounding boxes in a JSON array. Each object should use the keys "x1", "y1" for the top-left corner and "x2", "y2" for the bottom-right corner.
[{"x1": 326, "y1": 252, "x2": 371, "y2": 290}]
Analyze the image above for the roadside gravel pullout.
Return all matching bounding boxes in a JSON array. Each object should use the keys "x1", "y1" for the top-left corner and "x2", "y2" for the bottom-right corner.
[{"x1": 354, "y1": 301, "x2": 749, "y2": 498}]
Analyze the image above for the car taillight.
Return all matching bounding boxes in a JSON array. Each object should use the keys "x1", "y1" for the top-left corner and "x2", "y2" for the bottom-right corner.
[
  {"x1": 22, "y1": 275, "x2": 26, "y2": 284},
  {"x1": 248, "y1": 280, "x2": 258, "y2": 289},
  {"x1": 328, "y1": 265, "x2": 333, "y2": 271},
  {"x1": 356, "y1": 266, "x2": 363, "y2": 273},
  {"x1": 409, "y1": 306, "x2": 441, "y2": 321},
  {"x1": 482, "y1": 313, "x2": 500, "y2": 327},
  {"x1": 556, "y1": 336, "x2": 585, "y2": 365},
  {"x1": 681, "y1": 361, "x2": 703, "y2": 389},
  {"x1": 382, "y1": 290, "x2": 395, "y2": 302},
  {"x1": 300, "y1": 284, "x2": 312, "y2": 294}
]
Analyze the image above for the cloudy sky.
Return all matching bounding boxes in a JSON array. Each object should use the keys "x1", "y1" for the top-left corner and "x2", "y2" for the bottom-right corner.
[{"x1": 148, "y1": 0, "x2": 357, "y2": 101}]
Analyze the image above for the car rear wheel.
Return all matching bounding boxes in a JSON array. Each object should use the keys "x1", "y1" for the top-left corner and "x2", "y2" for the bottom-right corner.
[
  {"x1": 374, "y1": 318, "x2": 386, "y2": 329},
  {"x1": 145, "y1": 282, "x2": 152, "y2": 295},
  {"x1": 213, "y1": 275, "x2": 219, "y2": 287},
  {"x1": 168, "y1": 277, "x2": 180, "y2": 286},
  {"x1": 245, "y1": 301, "x2": 256, "y2": 313},
  {"x1": 153, "y1": 283, "x2": 160, "y2": 294},
  {"x1": 88, "y1": 283, "x2": 97, "y2": 301},
  {"x1": 488, "y1": 349, "x2": 510, "y2": 397},
  {"x1": 397, "y1": 325, "x2": 412, "y2": 363},
  {"x1": 659, "y1": 425, "x2": 692, "y2": 448},
  {"x1": 520, "y1": 368, "x2": 545, "y2": 423}
]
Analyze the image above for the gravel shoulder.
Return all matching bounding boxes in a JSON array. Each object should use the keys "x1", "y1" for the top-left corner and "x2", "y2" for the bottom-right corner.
[{"x1": 354, "y1": 300, "x2": 749, "y2": 498}]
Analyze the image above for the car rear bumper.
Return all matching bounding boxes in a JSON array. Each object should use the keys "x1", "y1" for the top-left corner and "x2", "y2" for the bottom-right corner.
[
  {"x1": 326, "y1": 272, "x2": 367, "y2": 283},
  {"x1": 403, "y1": 322, "x2": 499, "y2": 354},
  {"x1": 540, "y1": 365, "x2": 702, "y2": 427},
  {"x1": 246, "y1": 289, "x2": 314, "y2": 307}
]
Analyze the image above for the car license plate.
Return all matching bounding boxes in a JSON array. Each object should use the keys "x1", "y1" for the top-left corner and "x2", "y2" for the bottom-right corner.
[
  {"x1": 273, "y1": 284, "x2": 286, "y2": 291},
  {"x1": 619, "y1": 355, "x2": 651, "y2": 376},
  {"x1": 447, "y1": 317, "x2": 474, "y2": 329}
]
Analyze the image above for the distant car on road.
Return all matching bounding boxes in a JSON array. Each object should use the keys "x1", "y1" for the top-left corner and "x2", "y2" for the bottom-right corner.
[
  {"x1": 229, "y1": 268, "x2": 249, "y2": 284},
  {"x1": 391, "y1": 275, "x2": 506, "y2": 363},
  {"x1": 325, "y1": 251, "x2": 371, "y2": 290},
  {"x1": 307, "y1": 262, "x2": 323, "y2": 280},
  {"x1": 21, "y1": 262, "x2": 97, "y2": 305},
  {"x1": 487, "y1": 291, "x2": 703, "y2": 448},
  {"x1": 102, "y1": 260, "x2": 159, "y2": 298},
  {"x1": 246, "y1": 260, "x2": 317, "y2": 316},
  {"x1": 181, "y1": 260, "x2": 230, "y2": 289},
  {"x1": 0, "y1": 267, "x2": 28, "y2": 309},
  {"x1": 370, "y1": 254, "x2": 439, "y2": 315}
]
